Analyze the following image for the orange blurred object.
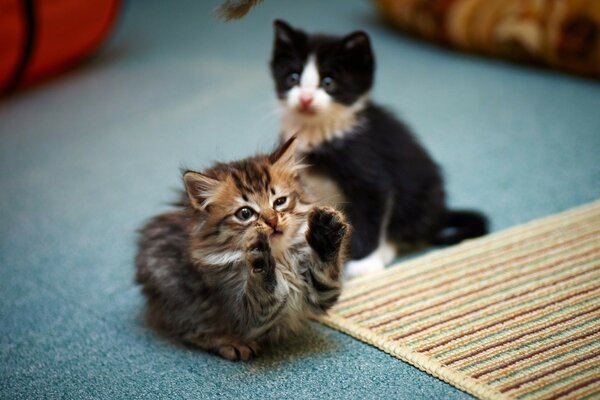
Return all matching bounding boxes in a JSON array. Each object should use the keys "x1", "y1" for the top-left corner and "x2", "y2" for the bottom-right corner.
[
  {"x1": 375, "y1": 0, "x2": 600, "y2": 78},
  {"x1": 0, "y1": 0, "x2": 121, "y2": 93}
]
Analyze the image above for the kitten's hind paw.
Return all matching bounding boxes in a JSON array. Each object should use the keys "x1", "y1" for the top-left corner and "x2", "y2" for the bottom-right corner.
[
  {"x1": 344, "y1": 253, "x2": 385, "y2": 280},
  {"x1": 216, "y1": 341, "x2": 261, "y2": 361},
  {"x1": 306, "y1": 207, "x2": 349, "y2": 263}
]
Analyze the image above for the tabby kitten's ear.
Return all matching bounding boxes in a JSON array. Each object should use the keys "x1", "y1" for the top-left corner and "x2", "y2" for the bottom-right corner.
[
  {"x1": 270, "y1": 136, "x2": 299, "y2": 169},
  {"x1": 183, "y1": 171, "x2": 220, "y2": 211},
  {"x1": 273, "y1": 19, "x2": 302, "y2": 46}
]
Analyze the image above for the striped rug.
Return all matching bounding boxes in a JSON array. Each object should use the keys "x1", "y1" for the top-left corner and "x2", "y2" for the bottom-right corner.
[{"x1": 322, "y1": 200, "x2": 600, "y2": 400}]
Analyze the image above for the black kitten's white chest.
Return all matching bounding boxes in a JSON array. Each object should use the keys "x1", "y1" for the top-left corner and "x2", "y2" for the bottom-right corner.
[
  {"x1": 279, "y1": 99, "x2": 367, "y2": 153},
  {"x1": 299, "y1": 166, "x2": 346, "y2": 209},
  {"x1": 281, "y1": 112, "x2": 366, "y2": 211}
]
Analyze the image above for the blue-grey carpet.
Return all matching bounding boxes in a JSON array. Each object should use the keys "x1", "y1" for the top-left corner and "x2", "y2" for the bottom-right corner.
[{"x1": 1, "y1": 0, "x2": 599, "y2": 399}]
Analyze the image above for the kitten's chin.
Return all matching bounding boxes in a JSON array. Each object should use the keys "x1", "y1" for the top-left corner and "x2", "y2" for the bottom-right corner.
[
  {"x1": 280, "y1": 104, "x2": 319, "y2": 119},
  {"x1": 270, "y1": 230, "x2": 284, "y2": 239},
  {"x1": 268, "y1": 232, "x2": 287, "y2": 256},
  {"x1": 297, "y1": 107, "x2": 317, "y2": 116}
]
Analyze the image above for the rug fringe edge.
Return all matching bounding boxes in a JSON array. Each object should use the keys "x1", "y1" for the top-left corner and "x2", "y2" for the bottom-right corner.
[{"x1": 320, "y1": 314, "x2": 512, "y2": 400}]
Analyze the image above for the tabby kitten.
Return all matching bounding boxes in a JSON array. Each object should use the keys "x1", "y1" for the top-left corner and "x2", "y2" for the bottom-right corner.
[
  {"x1": 270, "y1": 20, "x2": 487, "y2": 279},
  {"x1": 135, "y1": 137, "x2": 349, "y2": 361}
]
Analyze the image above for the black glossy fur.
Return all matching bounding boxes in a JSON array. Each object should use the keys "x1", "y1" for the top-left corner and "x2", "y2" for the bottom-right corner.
[
  {"x1": 270, "y1": 21, "x2": 488, "y2": 261},
  {"x1": 306, "y1": 105, "x2": 486, "y2": 259}
]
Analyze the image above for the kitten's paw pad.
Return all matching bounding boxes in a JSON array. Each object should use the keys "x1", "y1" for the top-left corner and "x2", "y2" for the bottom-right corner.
[
  {"x1": 344, "y1": 255, "x2": 385, "y2": 280},
  {"x1": 248, "y1": 233, "x2": 270, "y2": 254},
  {"x1": 308, "y1": 207, "x2": 348, "y2": 235},
  {"x1": 247, "y1": 234, "x2": 275, "y2": 273},
  {"x1": 248, "y1": 252, "x2": 275, "y2": 274},
  {"x1": 306, "y1": 207, "x2": 349, "y2": 262},
  {"x1": 216, "y1": 341, "x2": 260, "y2": 361}
]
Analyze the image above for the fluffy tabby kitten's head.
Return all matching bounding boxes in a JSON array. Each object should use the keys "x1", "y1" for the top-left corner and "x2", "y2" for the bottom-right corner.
[
  {"x1": 183, "y1": 137, "x2": 310, "y2": 262},
  {"x1": 270, "y1": 20, "x2": 374, "y2": 138}
]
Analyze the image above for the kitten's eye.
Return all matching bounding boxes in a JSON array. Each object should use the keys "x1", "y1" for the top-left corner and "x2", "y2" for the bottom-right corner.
[
  {"x1": 321, "y1": 76, "x2": 336, "y2": 92},
  {"x1": 286, "y1": 73, "x2": 300, "y2": 87},
  {"x1": 235, "y1": 207, "x2": 255, "y2": 221},
  {"x1": 273, "y1": 196, "x2": 287, "y2": 209}
]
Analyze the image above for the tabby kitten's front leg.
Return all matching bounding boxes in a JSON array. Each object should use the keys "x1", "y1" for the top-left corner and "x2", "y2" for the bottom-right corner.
[
  {"x1": 194, "y1": 234, "x2": 280, "y2": 362},
  {"x1": 245, "y1": 232, "x2": 278, "y2": 294},
  {"x1": 305, "y1": 207, "x2": 349, "y2": 313}
]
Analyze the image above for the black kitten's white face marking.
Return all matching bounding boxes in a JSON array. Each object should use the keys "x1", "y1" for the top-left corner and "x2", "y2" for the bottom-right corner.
[
  {"x1": 271, "y1": 20, "x2": 375, "y2": 149},
  {"x1": 285, "y1": 56, "x2": 332, "y2": 116}
]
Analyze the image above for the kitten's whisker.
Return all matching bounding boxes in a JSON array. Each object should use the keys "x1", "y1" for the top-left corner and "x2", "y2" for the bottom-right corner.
[{"x1": 253, "y1": 100, "x2": 281, "y2": 124}]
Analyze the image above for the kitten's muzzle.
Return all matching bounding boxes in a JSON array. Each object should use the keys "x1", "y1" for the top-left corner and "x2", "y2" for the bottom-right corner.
[
  {"x1": 300, "y1": 94, "x2": 313, "y2": 108},
  {"x1": 261, "y1": 211, "x2": 283, "y2": 236},
  {"x1": 261, "y1": 212, "x2": 278, "y2": 230},
  {"x1": 299, "y1": 94, "x2": 316, "y2": 115}
]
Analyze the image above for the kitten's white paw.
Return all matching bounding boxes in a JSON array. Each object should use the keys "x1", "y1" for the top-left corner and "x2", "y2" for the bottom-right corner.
[
  {"x1": 344, "y1": 253, "x2": 385, "y2": 280},
  {"x1": 379, "y1": 241, "x2": 397, "y2": 265}
]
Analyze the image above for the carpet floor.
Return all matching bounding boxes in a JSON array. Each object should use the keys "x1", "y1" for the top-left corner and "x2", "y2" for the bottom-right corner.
[
  {"x1": 1, "y1": 0, "x2": 599, "y2": 399},
  {"x1": 323, "y1": 200, "x2": 600, "y2": 400}
]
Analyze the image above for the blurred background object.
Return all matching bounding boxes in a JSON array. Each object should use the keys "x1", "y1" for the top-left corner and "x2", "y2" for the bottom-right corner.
[
  {"x1": 216, "y1": 0, "x2": 263, "y2": 20},
  {"x1": 0, "y1": 0, "x2": 121, "y2": 93},
  {"x1": 375, "y1": 0, "x2": 600, "y2": 78}
]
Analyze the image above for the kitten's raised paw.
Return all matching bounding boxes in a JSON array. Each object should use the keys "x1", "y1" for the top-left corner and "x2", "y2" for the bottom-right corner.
[
  {"x1": 246, "y1": 233, "x2": 277, "y2": 291},
  {"x1": 216, "y1": 341, "x2": 261, "y2": 361},
  {"x1": 306, "y1": 207, "x2": 349, "y2": 263},
  {"x1": 248, "y1": 232, "x2": 270, "y2": 254},
  {"x1": 247, "y1": 234, "x2": 275, "y2": 273}
]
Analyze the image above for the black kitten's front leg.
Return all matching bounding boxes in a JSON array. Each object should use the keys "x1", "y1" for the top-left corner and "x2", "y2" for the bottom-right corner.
[{"x1": 305, "y1": 207, "x2": 349, "y2": 313}]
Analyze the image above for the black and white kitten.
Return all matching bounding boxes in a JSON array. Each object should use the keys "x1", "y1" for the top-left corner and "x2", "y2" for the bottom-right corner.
[{"x1": 270, "y1": 20, "x2": 488, "y2": 279}]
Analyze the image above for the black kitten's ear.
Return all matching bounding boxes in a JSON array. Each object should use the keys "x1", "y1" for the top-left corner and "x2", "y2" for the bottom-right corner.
[
  {"x1": 342, "y1": 31, "x2": 371, "y2": 52},
  {"x1": 270, "y1": 135, "x2": 297, "y2": 167},
  {"x1": 183, "y1": 171, "x2": 220, "y2": 211},
  {"x1": 274, "y1": 19, "x2": 300, "y2": 45}
]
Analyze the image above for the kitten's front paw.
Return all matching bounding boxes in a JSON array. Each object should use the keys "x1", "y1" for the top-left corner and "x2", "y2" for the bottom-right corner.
[
  {"x1": 306, "y1": 207, "x2": 349, "y2": 263},
  {"x1": 344, "y1": 253, "x2": 385, "y2": 280},
  {"x1": 216, "y1": 340, "x2": 261, "y2": 362},
  {"x1": 247, "y1": 233, "x2": 277, "y2": 291}
]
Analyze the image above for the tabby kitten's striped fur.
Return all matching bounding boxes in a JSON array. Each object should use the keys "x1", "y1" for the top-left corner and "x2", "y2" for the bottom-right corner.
[{"x1": 135, "y1": 138, "x2": 349, "y2": 361}]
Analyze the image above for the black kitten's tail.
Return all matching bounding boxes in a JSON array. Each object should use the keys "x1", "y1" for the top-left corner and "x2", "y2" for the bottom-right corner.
[{"x1": 431, "y1": 210, "x2": 488, "y2": 245}]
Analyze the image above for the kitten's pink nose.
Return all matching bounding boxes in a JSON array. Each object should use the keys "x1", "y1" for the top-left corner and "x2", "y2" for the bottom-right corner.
[
  {"x1": 264, "y1": 215, "x2": 278, "y2": 230},
  {"x1": 300, "y1": 95, "x2": 313, "y2": 108}
]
